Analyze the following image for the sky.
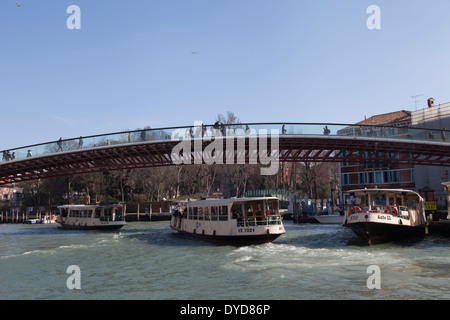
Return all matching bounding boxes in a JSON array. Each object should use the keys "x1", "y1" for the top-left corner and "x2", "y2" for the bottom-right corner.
[{"x1": 1, "y1": 0, "x2": 450, "y2": 149}]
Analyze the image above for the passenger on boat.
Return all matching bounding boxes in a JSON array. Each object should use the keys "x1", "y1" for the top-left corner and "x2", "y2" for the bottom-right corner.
[{"x1": 232, "y1": 209, "x2": 243, "y2": 227}]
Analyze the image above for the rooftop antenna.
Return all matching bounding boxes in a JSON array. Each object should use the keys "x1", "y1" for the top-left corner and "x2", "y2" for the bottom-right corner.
[{"x1": 411, "y1": 94, "x2": 424, "y2": 110}]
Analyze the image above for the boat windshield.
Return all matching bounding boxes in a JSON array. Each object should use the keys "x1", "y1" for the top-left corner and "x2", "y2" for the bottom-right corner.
[
  {"x1": 60, "y1": 208, "x2": 68, "y2": 218},
  {"x1": 352, "y1": 192, "x2": 421, "y2": 215}
]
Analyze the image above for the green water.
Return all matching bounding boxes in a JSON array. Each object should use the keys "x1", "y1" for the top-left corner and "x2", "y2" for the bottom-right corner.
[{"x1": 0, "y1": 221, "x2": 448, "y2": 300}]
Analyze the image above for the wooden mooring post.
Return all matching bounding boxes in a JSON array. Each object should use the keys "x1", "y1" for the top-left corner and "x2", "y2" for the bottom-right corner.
[{"x1": 137, "y1": 203, "x2": 140, "y2": 222}]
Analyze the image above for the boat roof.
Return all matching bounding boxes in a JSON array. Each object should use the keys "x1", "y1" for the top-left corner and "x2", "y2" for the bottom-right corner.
[
  {"x1": 348, "y1": 188, "x2": 422, "y2": 198},
  {"x1": 185, "y1": 197, "x2": 279, "y2": 206}
]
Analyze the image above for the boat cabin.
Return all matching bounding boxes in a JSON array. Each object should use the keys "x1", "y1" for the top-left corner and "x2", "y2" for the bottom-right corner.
[
  {"x1": 349, "y1": 189, "x2": 423, "y2": 218},
  {"x1": 59, "y1": 204, "x2": 125, "y2": 222},
  {"x1": 184, "y1": 197, "x2": 282, "y2": 226},
  {"x1": 57, "y1": 202, "x2": 126, "y2": 230}
]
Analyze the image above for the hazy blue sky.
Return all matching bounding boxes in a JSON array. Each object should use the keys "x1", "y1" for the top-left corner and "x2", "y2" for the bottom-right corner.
[{"x1": 1, "y1": 0, "x2": 450, "y2": 149}]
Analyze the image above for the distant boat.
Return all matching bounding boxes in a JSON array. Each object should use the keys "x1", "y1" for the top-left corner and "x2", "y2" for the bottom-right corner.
[
  {"x1": 24, "y1": 219, "x2": 40, "y2": 224},
  {"x1": 170, "y1": 197, "x2": 286, "y2": 244},
  {"x1": 343, "y1": 188, "x2": 427, "y2": 245},
  {"x1": 57, "y1": 203, "x2": 126, "y2": 230},
  {"x1": 41, "y1": 214, "x2": 57, "y2": 224},
  {"x1": 314, "y1": 213, "x2": 344, "y2": 224}
]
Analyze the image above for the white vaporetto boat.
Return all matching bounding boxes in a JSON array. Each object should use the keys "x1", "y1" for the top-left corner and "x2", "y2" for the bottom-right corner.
[
  {"x1": 57, "y1": 203, "x2": 126, "y2": 230},
  {"x1": 343, "y1": 189, "x2": 427, "y2": 245},
  {"x1": 170, "y1": 197, "x2": 286, "y2": 244},
  {"x1": 314, "y1": 213, "x2": 344, "y2": 224}
]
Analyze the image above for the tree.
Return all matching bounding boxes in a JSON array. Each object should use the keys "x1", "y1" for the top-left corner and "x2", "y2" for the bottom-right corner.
[{"x1": 216, "y1": 111, "x2": 241, "y2": 124}]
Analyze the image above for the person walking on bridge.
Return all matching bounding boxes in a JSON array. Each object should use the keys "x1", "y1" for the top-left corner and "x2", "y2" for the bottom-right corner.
[{"x1": 57, "y1": 137, "x2": 63, "y2": 151}]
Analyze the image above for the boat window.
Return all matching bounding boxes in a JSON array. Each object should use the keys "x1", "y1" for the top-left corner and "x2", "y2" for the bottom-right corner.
[
  {"x1": 114, "y1": 208, "x2": 123, "y2": 221},
  {"x1": 267, "y1": 200, "x2": 279, "y2": 215},
  {"x1": 83, "y1": 210, "x2": 91, "y2": 218},
  {"x1": 231, "y1": 203, "x2": 243, "y2": 219},
  {"x1": 211, "y1": 207, "x2": 218, "y2": 220},
  {"x1": 188, "y1": 207, "x2": 193, "y2": 219},
  {"x1": 354, "y1": 196, "x2": 364, "y2": 206},
  {"x1": 255, "y1": 201, "x2": 263, "y2": 217},
  {"x1": 193, "y1": 207, "x2": 198, "y2": 220},
  {"x1": 198, "y1": 207, "x2": 204, "y2": 220},
  {"x1": 245, "y1": 203, "x2": 254, "y2": 217},
  {"x1": 95, "y1": 208, "x2": 101, "y2": 218},
  {"x1": 219, "y1": 206, "x2": 228, "y2": 221},
  {"x1": 406, "y1": 197, "x2": 418, "y2": 210},
  {"x1": 61, "y1": 208, "x2": 68, "y2": 217},
  {"x1": 371, "y1": 194, "x2": 386, "y2": 207},
  {"x1": 204, "y1": 207, "x2": 210, "y2": 220}
]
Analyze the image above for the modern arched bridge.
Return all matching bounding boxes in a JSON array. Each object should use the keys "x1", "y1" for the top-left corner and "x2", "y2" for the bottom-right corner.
[{"x1": 1, "y1": 123, "x2": 450, "y2": 185}]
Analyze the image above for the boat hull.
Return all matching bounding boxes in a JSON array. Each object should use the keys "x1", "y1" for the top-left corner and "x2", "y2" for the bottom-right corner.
[
  {"x1": 24, "y1": 219, "x2": 40, "y2": 224},
  {"x1": 314, "y1": 215, "x2": 344, "y2": 224},
  {"x1": 344, "y1": 222, "x2": 426, "y2": 245},
  {"x1": 171, "y1": 227, "x2": 283, "y2": 245}
]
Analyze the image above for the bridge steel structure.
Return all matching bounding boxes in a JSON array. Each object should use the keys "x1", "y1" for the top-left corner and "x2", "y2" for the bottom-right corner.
[{"x1": 1, "y1": 123, "x2": 450, "y2": 185}]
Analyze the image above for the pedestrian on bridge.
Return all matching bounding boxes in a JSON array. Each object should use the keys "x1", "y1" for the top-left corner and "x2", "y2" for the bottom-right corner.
[{"x1": 57, "y1": 137, "x2": 63, "y2": 151}]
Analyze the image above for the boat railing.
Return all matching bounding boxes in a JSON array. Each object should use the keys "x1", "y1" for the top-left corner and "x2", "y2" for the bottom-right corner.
[
  {"x1": 238, "y1": 216, "x2": 282, "y2": 227},
  {"x1": 99, "y1": 215, "x2": 124, "y2": 222},
  {"x1": 350, "y1": 205, "x2": 412, "y2": 219}
]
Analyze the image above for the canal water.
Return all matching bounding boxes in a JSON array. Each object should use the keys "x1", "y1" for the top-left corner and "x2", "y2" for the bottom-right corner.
[{"x1": 0, "y1": 221, "x2": 448, "y2": 300}]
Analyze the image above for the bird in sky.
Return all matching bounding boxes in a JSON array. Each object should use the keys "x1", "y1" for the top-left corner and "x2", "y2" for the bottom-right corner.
[{"x1": 15, "y1": 1, "x2": 20, "y2": 7}]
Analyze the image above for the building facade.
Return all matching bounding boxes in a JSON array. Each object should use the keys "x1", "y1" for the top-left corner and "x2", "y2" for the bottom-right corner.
[
  {"x1": 411, "y1": 98, "x2": 450, "y2": 213},
  {"x1": 339, "y1": 110, "x2": 416, "y2": 198},
  {"x1": 0, "y1": 186, "x2": 24, "y2": 207}
]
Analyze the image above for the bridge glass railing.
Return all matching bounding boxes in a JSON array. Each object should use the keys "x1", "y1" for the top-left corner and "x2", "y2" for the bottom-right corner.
[{"x1": 1, "y1": 123, "x2": 448, "y2": 162}]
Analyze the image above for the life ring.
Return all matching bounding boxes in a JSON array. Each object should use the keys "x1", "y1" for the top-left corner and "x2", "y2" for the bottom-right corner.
[
  {"x1": 349, "y1": 206, "x2": 362, "y2": 215},
  {"x1": 384, "y1": 206, "x2": 398, "y2": 216}
]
